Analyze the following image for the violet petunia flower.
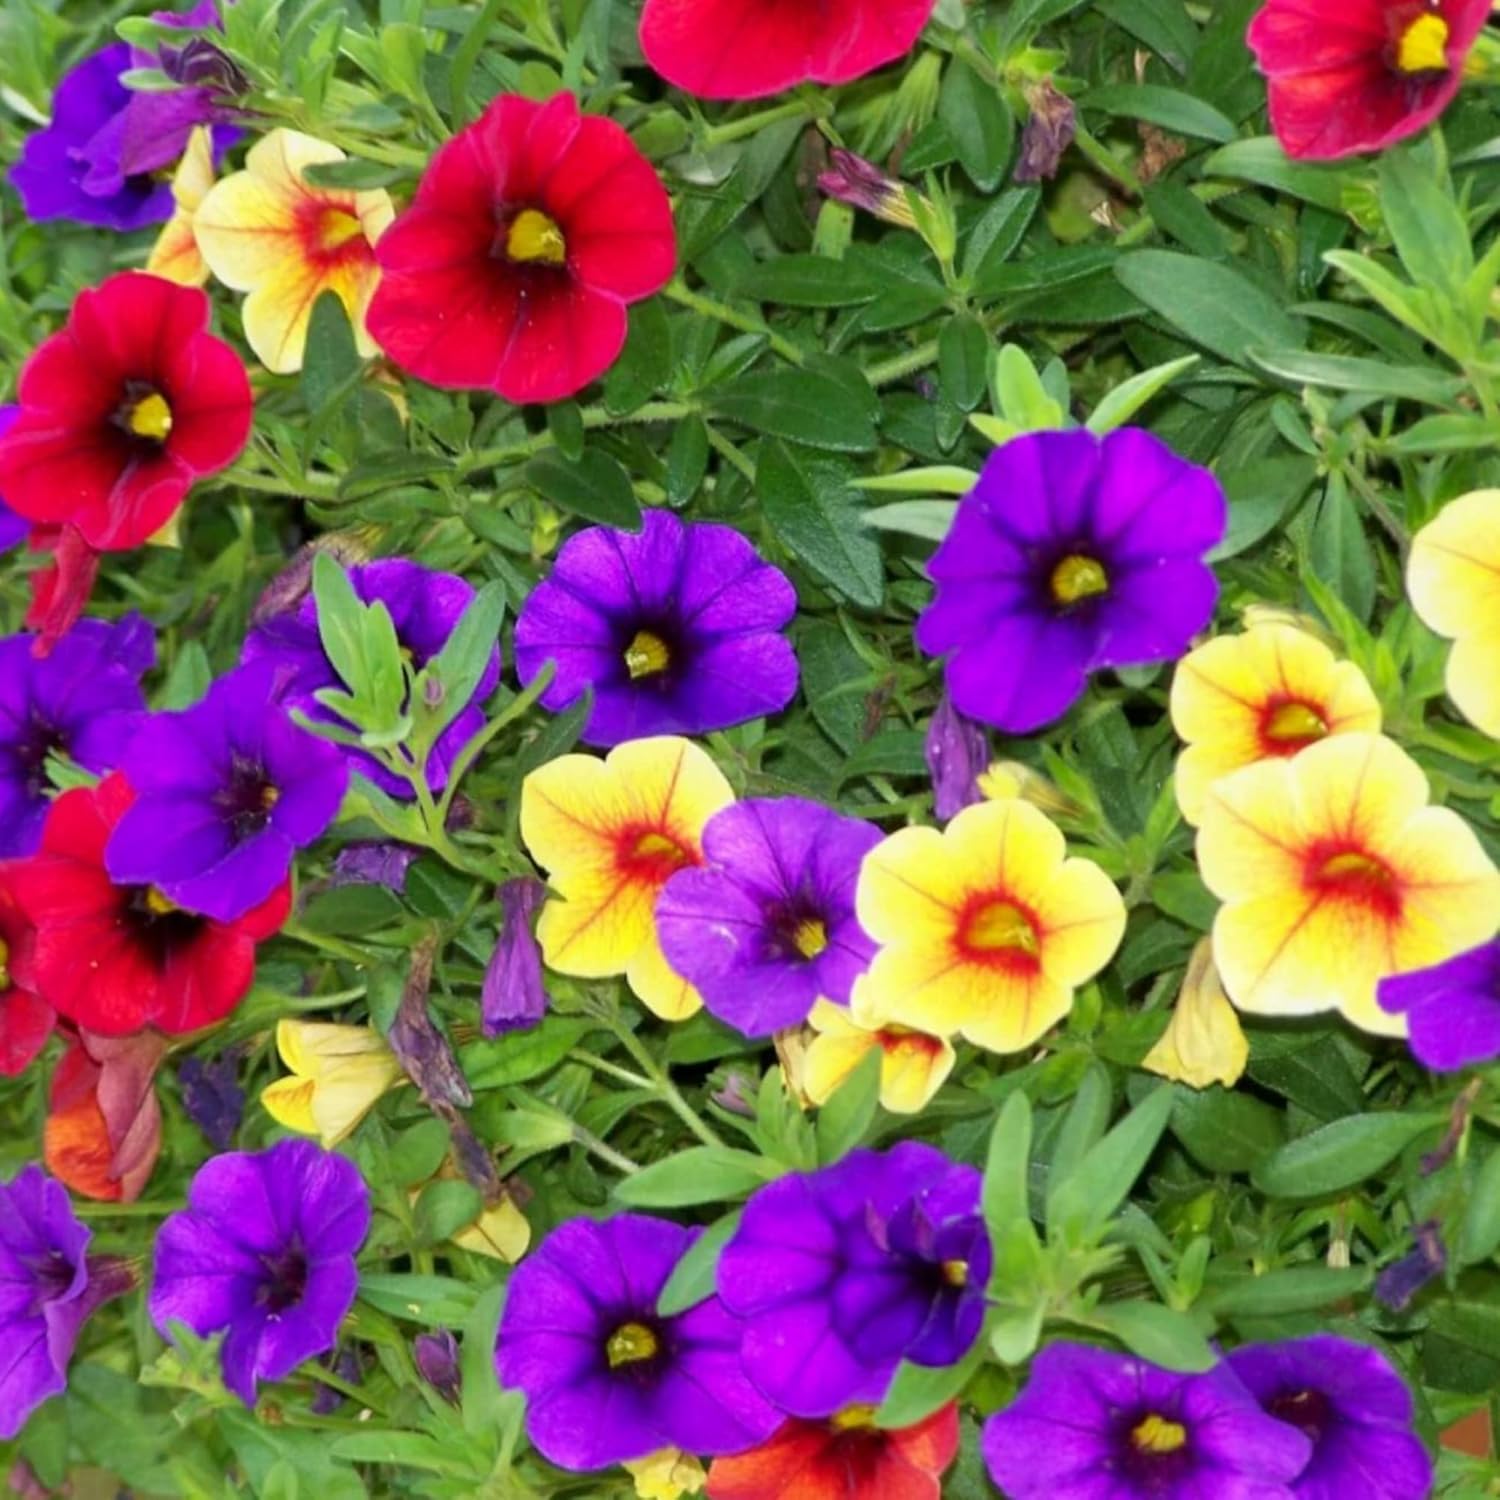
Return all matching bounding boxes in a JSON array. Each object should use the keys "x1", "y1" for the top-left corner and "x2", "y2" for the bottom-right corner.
[
  {"x1": 1375, "y1": 1221, "x2": 1446, "y2": 1314},
  {"x1": 415, "y1": 1329, "x2": 461, "y2": 1403},
  {"x1": 717, "y1": 1144, "x2": 989, "y2": 1417},
  {"x1": 1378, "y1": 939, "x2": 1500, "y2": 1072},
  {"x1": 149, "y1": 1139, "x2": 371, "y2": 1406},
  {"x1": 0, "y1": 407, "x2": 26, "y2": 552},
  {"x1": 924, "y1": 690, "x2": 989, "y2": 820},
  {"x1": 655, "y1": 797, "x2": 882, "y2": 1037},
  {"x1": 514, "y1": 509, "x2": 799, "y2": 747},
  {"x1": 481, "y1": 877, "x2": 548, "y2": 1037},
  {"x1": 177, "y1": 1048, "x2": 246, "y2": 1151},
  {"x1": 495, "y1": 1212, "x2": 780, "y2": 1471},
  {"x1": 981, "y1": 1342, "x2": 1313, "y2": 1500},
  {"x1": 0, "y1": 614, "x2": 154, "y2": 857},
  {"x1": 917, "y1": 427, "x2": 1226, "y2": 734},
  {"x1": 1228, "y1": 1335, "x2": 1433, "y2": 1500},
  {"x1": 0, "y1": 1165, "x2": 134, "y2": 1439},
  {"x1": 105, "y1": 664, "x2": 349, "y2": 922}
]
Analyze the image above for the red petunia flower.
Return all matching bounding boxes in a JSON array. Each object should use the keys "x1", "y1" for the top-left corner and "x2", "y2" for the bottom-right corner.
[
  {"x1": 0, "y1": 870, "x2": 53, "y2": 1076},
  {"x1": 640, "y1": 0, "x2": 936, "y2": 100},
  {"x1": 707, "y1": 1404, "x2": 961, "y2": 1500},
  {"x1": 1247, "y1": 0, "x2": 1492, "y2": 159},
  {"x1": 5, "y1": 773, "x2": 289, "y2": 1037},
  {"x1": 365, "y1": 92, "x2": 676, "y2": 406}
]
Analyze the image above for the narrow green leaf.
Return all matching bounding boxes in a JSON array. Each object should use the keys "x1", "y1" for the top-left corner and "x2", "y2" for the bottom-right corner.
[
  {"x1": 1460, "y1": 1150, "x2": 1500, "y2": 1266},
  {"x1": 1203, "y1": 1265, "x2": 1371, "y2": 1317},
  {"x1": 1047, "y1": 1084, "x2": 1174, "y2": 1241},
  {"x1": 525, "y1": 448, "x2": 642, "y2": 529},
  {"x1": 1252, "y1": 1112, "x2": 1441, "y2": 1198},
  {"x1": 815, "y1": 1047, "x2": 883, "y2": 1164},
  {"x1": 612, "y1": 1147, "x2": 781, "y2": 1209},
  {"x1": 1081, "y1": 1301, "x2": 1216, "y2": 1372},
  {"x1": 658, "y1": 1211, "x2": 743, "y2": 1316},
  {"x1": 939, "y1": 56, "x2": 1014, "y2": 190},
  {"x1": 983, "y1": 1091, "x2": 1033, "y2": 1236}
]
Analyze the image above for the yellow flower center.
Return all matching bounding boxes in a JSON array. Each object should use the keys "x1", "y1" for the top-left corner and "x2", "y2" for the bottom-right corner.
[
  {"x1": 126, "y1": 392, "x2": 174, "y2": 443},
  {"x1": 605, "y1": 1321, "x2": 660, "y2": 1368},
  {"x1": 1264, "y1": 701, "x2": 1328, "y2": 746},
  {"x1": 314, "y1": 205, "x2": 366, "y2": 254},
  {"x1": 1319, "y1": 850, "x2": 1391, "y2": 886},
  {"x1": 261, "y1": 784, "x2": 281, "y2": 811},
  {"x1": 0, "y1": 936, "x2": 9, "y2": 990},
  {"x1": 829, "y1": 1404, "x2": 880, "y2": 1432},
  {"x1": 962, "y1": 899, "x2": 1039, "y2": 957},
  {"x1": 1050, "y1": 554, "x2": 1109, "y2": 606},
  {"x1": 940, "y1": 1259, "x2": 968, "y2": 1287},
  {"x1": 506, "y1": 208, "x2": 568, "y2": 266},
  {"x1": 792, "y1": 917, "x2": 828, "y2": 959},
  {"x1": 144, "y1": 887, "x2": 181, "y2": 915},
  {"x1": 1132, "y1": 1413, "x2": 1188, "y2": 1455},
  {"x1": 1396, "y1": 12, "x2": 1449, "y2": 74},
  {"x1": 624, "y1": 630, "x2": 671, "y2": 680}
]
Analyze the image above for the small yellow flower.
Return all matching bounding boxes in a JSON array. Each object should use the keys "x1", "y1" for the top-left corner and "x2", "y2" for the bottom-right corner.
[
  {"x1": 520, "y1": 737, "x2": 735, "y2": 1021},
  {"x1": 146, "y1": 126, "x2": 215, "y2": 287},
  {"x1": 452, "y1": 1195, "x2": 531, "y2": 1262},
  {"x1": 979, "y1": 759, "x2": 1077, "y2": 817},
  {"x1": 260, "y1": 1019, "x2": 403, "y2": 1145},
  {"x1": 1407, "y1": 489, "x2": 1500, "y2": 740},
  {"x1": 623, "y1": 1449, "x2": 707, "y2": 1500},
  {"x1": 1142, "y1": 938, "x2": 1248, "y2": 1090},
  {"x1": 192, "y1": 128, "x2": 395, "y2": 373},
  {"x1": 804, "y1": 985, "x2": 956, "y2": 1114}
]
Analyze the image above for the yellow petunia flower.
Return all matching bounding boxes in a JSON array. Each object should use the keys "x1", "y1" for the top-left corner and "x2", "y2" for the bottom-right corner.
[
  {"x1": 261, "y1": 1019, "x2": 404, "y2": 1145},
  {"x1": 1407, "y1": 489, "x2": 1500, "y2": 740},
  {"x1": 1170, "y1": 624, "x2": 1382, "y2": 826},
  {"x1": 519, "y1": 737, "x2": 735, "y2": 1021},
  {"x1": 146, "y1": 126, "x2": 215, "y2": 287},
  {"x1": 623, "y1": 1448, "x2": 707, "y2": 1499},
  {"x1": 1142, "y1": 938, "x2": 1248, "y2": 1090},
  {"x1": 1197, "y1": 733, "x2": 1500, "y2": 1037},
  {"x1": 804, "y1": 985, "x2": 956, "y2": 1115},
  {"x1": 855, "y1": 799, "x2": 1126, "y2": 1054},
  {"x1": 192, "y1": 128, "x2": 395, "y2": 374}
]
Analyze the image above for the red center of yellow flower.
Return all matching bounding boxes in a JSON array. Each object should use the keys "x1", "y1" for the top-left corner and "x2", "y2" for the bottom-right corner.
[
  {"x1": 829, "y1": 1404, "x2": 881, "y2": 1433},
  {"x1": 605, "y1": 1321, "x2": 659, "y2": 1368},
  {"x1": 311, "y1": 204, "x2": 366, "y2": 255},
  {"x1": 506, "y1": 208, "x2": 568, "y2": 266},
  {"x1": 1050, "y1": 554, "x2": 1109, "y2": 606},
  {"x1": 623, "y1": 828, "x2": 693, "y2": 883},
  {"x1": 1310, "y1": 846, "x2": 1401, "y2": 915},
  {"x1": 960, "y1": 898, "x2": 1040, "y2": 961},
  {"x1": 1394, "y1": 11, "x2": 1450, "y2": 75},
  {"x1": 1261, "y1": 699, "x2": 1329, "y2": 752},
  {"x1": 1132, "y1": 1413, "x2": 1188, "y2": 1455},
  {"x1": 624, "y1": 630, "x2": 671, "y2": 680},
  {"x1": 877, "y1": 1025, "x2": 945, "y2": 1064}
]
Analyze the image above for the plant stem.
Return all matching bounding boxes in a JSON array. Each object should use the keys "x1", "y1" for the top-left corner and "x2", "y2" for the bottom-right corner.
[
  {"x1": 74, "y1": 1199, "x2": 183, "y2": 1218},
  {"x1": 1072, "y1": 123, "x2": 1143, "y2": 196},
  {"x1": 664, "y1": 280, "x2": 807, "y2": 365},
  {"x1": 604, "y1": 1015, "x2": 726, "y2": 1148},
  {"x1": 865, "y1": 338, "x2": 940, "y2": 387},
  {"x1": 457, "y1": 401, "x2": 700, "y2": 475},
  {"x1": 703, "y1": 98, "x2": 811, "y2": 147},
  {"x1": 282, "y1": 922, "x2": 372, "y2": 966},
  {"x1": 569, "y1": 1049, "x2": 653, "y2": 1089},
  {"x1": 574, "y1": 1125, "x2": 640, "y2": 1175}
]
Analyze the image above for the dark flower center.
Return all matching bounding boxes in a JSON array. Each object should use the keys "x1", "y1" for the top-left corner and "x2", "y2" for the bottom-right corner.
[
  {"x1": 1049, "y1": 553, "x2": 1110, "y2": 607},
  {"x1": 216, "y1": 756, "x2": 282, "y2": 840},
  {"x1": 1267, "y1": 1386, "x2": 1334, "y2": 1442},
  {"x1": 11, "y1": 716, "x2": 66, "y2": 798},
  {"x1": 257, "y1": 1247, "x2": 309, "y2": 1315},
  {"x1": 121, "y1": 886, "x2": 208, "y2": 966},
  {"x1": 114, "y1": 381, "x2": 174, "y2": 447},
  {"x1": 604, "y1": 1319, "x2": 662, "y2": 1374},
  {"x1": 28, "y1": 1250, "x2": 77, "y2": 1312},
  {"x1": 1391, "y1": 11, "x2": 1449, "y2": 76},
  {"x1": 623, "y1": 629, "x2": 672, "y2": 681},
  {"x1": 1119, "y1": 1409, "x2": 1193, "y2": 1486},
  {"x1": 767, "y1": 898, "x2": 831, "y2": 962}
]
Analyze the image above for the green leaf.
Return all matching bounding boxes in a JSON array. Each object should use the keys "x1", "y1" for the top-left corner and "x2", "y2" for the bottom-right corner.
[
  {"x1": 1249, "y1": 348, "x2": 1463, "y2": 406},
  {"x1": 300, "y1": 290, "x2": 363, "y2": 421},
  {"x1": 612, "y1": 1147, "x2": 781, "y2": 1209},
  {"x1": 1045, "y1": 1064, "x2": 1112, "y2": 1222},
  {"x1": 1086, "y1": 355, "x2": 1199, "y2": 433},
  {"x1": 861, "y1": 499, "x2": 959, "y2": 541},
  {"x1": 1203, "y1": 1265, "x2": 1371, "y2": 1317},
  {"x1": 311, "y1": 553, "x2": 369, "y2": 696},
  {"x1": 1308, "y1": 471, "x2": 1375, "y2": 625},
  {"x1": 735, "y1": 254, "x2": 879, "y2": 307},
  {"x1": 329, "y1": 1433, "x2": 470, "y2": 1475},
  {"x1": 875, "y1": 1341, "x2": 986, "y2": 1428},
  {"x1": 460, "y1": 1283, "x2": 508, "y2": 1435},
  {"x1": 815, "y1": 1047, "x2": 883, "y2": 1164},
  {"x1": 415, "y1": 579, "x2": 504, "y2": 744},
  {"x1": 525, "y1": 448, "x2": 642, "y2": 529},
  {"x1": 938, "y1": 314, "x2": 990, "y2": 412},
  {"x1": 1460, "y1": 1150, "x2": 1500, "y2": 1266},
  {"x1": 359, "y1": 1273, "x2": 478, "y2": 1327},
  {"x1": 1082, "y1": 84, "x2": 1235, "y2": 142},
  {"x1": 1377, "y1": 145, "x2": 1473, "y2": 292},
  {"x1": 1081, "y1": 1301, "x2": 1216, "y2": 1372},
  {"x1": 939, "y1": 56, "x2": 1014, "y2": 190},
  {"x1": 1252, "y1": 1112, "x2": 1441, "y2": 1198},
  {"x1": 983, "y1": 1091, "x2": 1033, "y2": 1237},
  {"x1": 604, "y1": 298, "x2": 674, "y2": 414},
  {"x1": 657, "y1": 1210, "x2": 742, "y2": 1316},
  {"x1": 1170, "y1": 1086, "x2": 1286, "y2": 1174},
  {"x1": 1047, "y1": 1084, "x2": 1174, "y2": 1242},
  {"x1": 414, "y1": 1180, "x2": 483, "y2": 1247},
  {"x1": 1200, "y1": 137, "x2": 1353, "y2": 211},
  {"x1": 709, "y1": 370, "x2": 879, "y2": 452},
  {"x1": 460, "y1": 1018, "x2": 591, "y2": 1089}
]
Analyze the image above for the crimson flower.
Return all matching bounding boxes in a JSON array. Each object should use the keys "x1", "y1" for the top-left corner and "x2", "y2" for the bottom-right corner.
[
  {"x1": 0, "y1": 873, "x2": 52, "y2": 1077},
  {"x1": 1247, "y1": 0, "x2": 1491, "y2": 159},
  {"x1": 4, "y1": 774, "x2": 289, "y2": 1038},
  {"x1": 366, "y1": 92, "x2": 676, "y2": 405},
  {"x1": 640, "y1": 0, "x2": 936, "y2": 100}
]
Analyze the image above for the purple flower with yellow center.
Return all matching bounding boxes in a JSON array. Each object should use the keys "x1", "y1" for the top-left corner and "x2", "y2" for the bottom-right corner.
[
  {"x1": 1227, "y1": 1335, "x2": 1433, "y2": 1500},
  {"x1": 918, "y1": 427, "x2": 1226, "y2": 734},
  {"x1": 1378, "y1": 938, "x2": 1500, "y2": 1072},
  {"x1": 495, "y1": 1212, "x2": 779, "y2": 1471},
  {"x1": 149, "y1": 1139, "x2": 371, "y2": 1406},
  {"x1": 981, "y1": 1342, "x2": 1312, "y2": 1500},
  {"x1": 0, "y1": 407, "x2": 26, "y2": 552},
  {"x1": 514, "y1": 509, "x2": 799, "y2": 748},
  {"x1": 104, "y1": 664, "x2": 349, "y2": 922},
  {"x1": 717, "y1": 1144, "x2": 989, "y2": 1418},
  {"x1": 655, "y1": 797, "x2": 882, "y2": 1038}
]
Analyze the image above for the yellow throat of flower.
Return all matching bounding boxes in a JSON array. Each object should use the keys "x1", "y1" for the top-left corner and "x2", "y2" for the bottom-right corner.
[
  {"x1": 314, "y1": 205, "x2": 366, "y2": 253},
  {"x1": 127, "y1": 392, "x2": 174, "y2": 443},
  {"x1": 964, "y1": 899, "x2": 1039, "y2": 956},
  {"x1": 1051, "y1": 553, "x2": 1109, "y2": 606},
  {"x1": 624, "y1": 630, "x2": 671, "y2": 680},
  {"x1": 1132, "y1": 1413, "x2": 1188, "y2": 1455},
  {"x1": 1264, "y1": 701, "x2": 1328, "y2": 744},
  {"x1": 0, "y1": 936, "x2": 9, "y2": 990},
  {"x1": 605, "y1": 1321, "x2": 660, "y2": 1369},
  {"x1": 507, "y1": 208, "x2": 568, "y2": 266},
  {"x1": 1396, "y1": 12, "x2": 1450, "y2": 74},
  {"x1": 791, "y1": 917, "x2": 828, "y2": 959},
  {"x1": 144, "y1": 887, "x2": 180, "y2": 916},
  {"x1": 829, "y1": 1404, "x2": 880, "y2": 1433},
  {"x1": 940, "y1": 1258, "x2": 968, "y2": 1288}
]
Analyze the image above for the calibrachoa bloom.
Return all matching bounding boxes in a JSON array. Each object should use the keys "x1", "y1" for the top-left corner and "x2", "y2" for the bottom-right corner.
[
  {"x1": 1247, "y1": 0, "x2": 1491, "y2": 160},
  {"x1": 655, "y1": 798, "x2": 881, "y2": 1037},
  {"x1": 982, "y1": 1343, "x2": 1312, "y2": 1499},
  {"x1": 917, "y1": 427, "x2": 1226, "y2": 734},
  {"x1": 1406, "y1": 488, "x2": 1500, "y2": 740},
  {"x1": 803, "y1": 987, "x2": 956, "y2": 1116},
  {"x1": 855, "y1": 797, "x2": 1126, "y2": 1054},
  {"x1": 5, "y1": 773, "x2": 290, "y2": 1036},
  {"x1": 193, "y1": 129, "x2": 396, "y2": 373},
  {"x1": 367, "y1": 92, "x2": 676, "y2": 404},
  {"x1": 519, "y1": 736, "x2": 734, "y2": 1020},
  {"x1": 1196, "y1": 732, "x2": 1500, "y2": 1037},
  {"x1": 515, "y1": 510, "x2": 799, "y2": 747},
  {"x1": 1142, "y1": 937, "x2": 1249, "y2": 1090},
  {"x1": 0, "y1": 874, "x2": 51, "y2": 1076},
  {"x1": 261, "y1": 1019, "x2": 403, "y2": 1146},
  {"x1": 1379, "y1": 938, "x2": 1500, "y2": 1071},
  {"x1": 639, "y1": 0, "x2": 936, "y2": 99},
  {"x1": 626, "y1": 1448, "x2": 707, "y2": 1498},
  {"x1": 718, "y1": 1144, "x2": 989, "y2": 1417},
  {"x1": 1170, "y1": 623, "x2": 1382, "y2": 826},
  {"x1": 1227, "y1": 1335, "x2": 1433, "y2": 1500},
  {"x1": 147, "y1": 125, "x2": 215, "y2": 287},
  {"x1": 495, "y1": 1213, "x2": 779, "y2": 1470},
  {"x1": 150, "y1": 1140, "x2": 371, "y2": 1406},
  {"x1": 481, "y1": 877, "x2": 549, "y2": 1036},
  {"x1": 104, "y1": 664, "x2": 349, "y2": 922}
]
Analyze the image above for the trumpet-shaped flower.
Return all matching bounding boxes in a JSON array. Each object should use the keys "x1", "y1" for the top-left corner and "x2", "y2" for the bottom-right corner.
[
  {"x1": 1197, "y1": 733, "x2": 1500, "y2": 1037},
  {"x1": 1142, "y1": 938, "x2": 1249, "y2": 1090},
  {"x1": 803, "y1": 986, "x2": 955, "y2": 1116},
  {"x1": 1379, "y1": 939, "x2": 1500, "y2": 1072},
  {"x1": 1406, "y1": 489, "x2": 1500, "y2": 740},
  {"x1": 147, "y1": 125, "x2": 215, "y2": 287},
  {"x1": 1170, "y1": 623, "x2": 1382, "y2": 825},
  {"x1": 855, "y1": 798, "x2": 1126, "y2": 1054},
  {"x1": 519, "y1": 737, "x2": 734, "y2": 1020},
  {"x1": 260, "y1": 1019, "x2": 403, "y2": 1146},
  {"x1": 193, "y1": 129, "x2": 395, "y2": 374}
]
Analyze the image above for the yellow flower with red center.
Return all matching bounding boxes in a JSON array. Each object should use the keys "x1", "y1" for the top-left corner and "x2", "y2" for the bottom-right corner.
[
  {"x1": 519, "y1": 737, "x2": 734, "y2": 1021},
  {"x1": 804, "y1": 984, "x2": 956, "y2": 1115},
  {"x1": 1407, "y1": 489, "x2": 1500, "y2": 740},
  {"x1": 1142, "y1": 938, "x2": 1248, "y2": 1090},
  {"x1": 1197, "y1": 733, "x2": 1500, "y2": 1037},
  {"x1": 854, "y1": 798, "x2": 1126, "y2": 1054},
  {"x1": 146, "y1": 126, "x2": 214, "y2": 287},
  {"x1": 1170, "y1": 624, "x2": 1382, "y2": 825},
  {"x1": 192, "y1": 128, "x2": 395, "y2": 374}
]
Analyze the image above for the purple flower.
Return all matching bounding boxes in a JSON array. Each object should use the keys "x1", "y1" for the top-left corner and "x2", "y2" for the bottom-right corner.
[
  {"x1": 817, "y1": 148, "x2": 919, "y2": 229},
  {"x1": 481, "y1": 877, "x2": 548, "y2": 1037},
  {"x1": 1227, "y1": 1335, "x2": 1433, "y2": 1500},
  {"x1": 925, "y1": 690, "x2": 989, "y2": 820},
  {"x1": 655, "y1": 798, "x2": 882, "y2": 1037},
  {"x1": 0, "y1": 407, "x2": 26, "y2": 552},
  {"x1": 0, "y1": 1166, "x2": 134, "y2": 1439},
  {"x1": 242, "y1": 558, "x2": 500, "y2": 799},
  {"x1": 415, "y1": 1329, "x2": 461, "y2": 1403},
  {"x1": 104, "y1": 664, "x2": 349, "y2": 922},
  {"x1": 0, "y1": 614, "x2": 154, "y2": 857},
  {"x1": 717, "y1": 1144, "x2": 989, "y2": 1417},
  {"x1": 149, "y1": 1139, "x2": 371, "y2": 1407},
  {"x1": 1378, "y1": 939, "x2": 1500, "y2": 1071},
  {"x1": 982, "y1": 1342, "x2": 1312, "y2": 1500},
  {"x1": 1015, "y1": 80, "x2": 1078, "y2": 183},
  {"x1": 917, "y1": 428, "x2": 1226, "y2": 734},
  {"x1": 1375, "y1": 1221, "x2": 1447, "y2": 1312},
  {"x1": 177, "y1": 1048, "x2": 246, "y2": 1151},
  {"x1": 514, "y1": 509, "x2": 799, "y2": 748},
  {"x1": 330, "y1": 841, "x2": 419, "y2": 893},
  {"x1": 495, "y1": 1212, "x2": 779, "y2": 1471}
]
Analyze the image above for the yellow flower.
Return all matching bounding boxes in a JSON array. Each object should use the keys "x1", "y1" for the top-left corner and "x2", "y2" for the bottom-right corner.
[
  {"x1": 1170, "y1": 624, "x2": 1382, "y2": 825},
  {"x1": 1197, "y1": 733, "x2": 1500, "y2": 1037},
  {"x1": 146, "y1": 126, "x2": 214, "y2": 287},
  {"x1": 623, "y1": 1449, "x2": 706, "y2": 1499},
  {"x1": 451, "y1": 1196, "x2": 531, "y2": 1262},
  {"x1": 519, "y1": 737, "x2": 734, "y2": 1021},
  {"x1": 804, "y1": 985, "x2": 956, "y2": 1114},
  {"x1": 1407, "y1": 489, "x2": 1500, "y2": 740},
  {"x1": 979, "y1": 759, "x2": 1078, "y2": 817},
  {"x1": 855, "y1": 799, "x2": 1126, "y2": 1054},
  {"x1": 1142, "y1": 938, "x2": 1248, "y2": 1090},
  {"x1": 260, "y1": 1020, "x2": 404, "y2": 1145},
  {"x1": 192, "y1": 128, "x2": 395, "y2": 374}
]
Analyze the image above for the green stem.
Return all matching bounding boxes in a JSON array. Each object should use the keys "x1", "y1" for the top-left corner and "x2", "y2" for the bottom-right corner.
[
  {"x1": 281, "y1": 922, "x2": 371, "y2": 966},
  {"x1": 569, "y1": 1049, "x2": 653, "y2": 1089},
  {"x1": 865, "y1": 338, "x2": 940, "y2": 387},
  {"x1": 1072, "y1": 123, "x2": 1143, "y2": 196},
  {"x1": 664, "y1": 280, "x2": 807, "y2": 366},
  {"x1": 303, "y1": 1365, "x2": 390, "y2": 1418},
  {"x1": 705, "y1": 424, "x2": 757, "y2": 481},
  {"x1": 74, "y1": 1199, "x2": 182, "y2": 1218},
  {"x1": 703, "y1": 99, "x2": 812, "y2": 147},
  {"x1": 457, "y1": 401, "x2": 699, "y2": 476},
  {"x1": 604, "y1": 1015, "x2": 726, "y2": 1148},
  {"x1": 574, "y1": 1125, "x2": 641, "y2": 1175}
]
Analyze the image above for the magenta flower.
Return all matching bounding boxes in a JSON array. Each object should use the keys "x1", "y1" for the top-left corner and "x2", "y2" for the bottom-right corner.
[{"x1": 1378, "y1": 939, "x2": 1500, "y2": 1071}]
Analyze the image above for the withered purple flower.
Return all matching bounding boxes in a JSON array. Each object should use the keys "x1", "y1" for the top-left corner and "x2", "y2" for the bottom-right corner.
[{"x1": 482, "y1": 877, "x2": 549, "y2": 1037}]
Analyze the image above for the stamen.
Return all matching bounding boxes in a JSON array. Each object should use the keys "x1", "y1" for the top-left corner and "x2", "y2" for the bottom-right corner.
[
  {"x1": 1131, "y1": 1413, "x2": 1188, "y2": 1455},
  {"x1": 962, "y1": 900, "x2": 1039, "y2": 956},
  {"x1": 144, "y1": 887, "x2": 180, "y2": 916},
  {"x1": 829, "y1": 1404, "x2": 880, "y2": 1432},
  {"x1": 506, "y1": 208, "x2": 568, "y2": 266},
  {"x1": 791, "y1": 917, "x2": 828, "y2": 959},
  {"x1": 126, "y1": 392, "x2": 174, "y2": 443},
  {"x1": 1264, "y1": 701, "x2": 1328, "y2": 745},
  {"x1": 313, "y1": 206, "x2": 365, "y2": 253},
  {"x1": 1396, "y1": 13, "x2": 1449, "y2": 74},
  {"x1": 1050, "y1": 554, "x2": 1109, "y2": 606},
  {"x1": 261, "y1": 784, "x2": 281, "y2": 811},
  {"x1": 624, "y1": 630, "x2": 671, "y2": 680},
  {"x1": 605, "y1": 1321, "x2": 659, "y2": 1368},
  {"x1": 0, "y1": 936, "x2": 9, "y2": 990},
  {"x1": 940, "y1": 1259, "x2": 968, "y2": 1287},
  {"x1": 1319, "y1": 850, "x2": 1391, "y2": 885}
]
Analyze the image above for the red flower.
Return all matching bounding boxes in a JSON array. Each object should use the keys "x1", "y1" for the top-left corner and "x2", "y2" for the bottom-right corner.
[
  {"x1": 365, "y1": 92, "x2": 676, "y2": 405},
  {"x1": 640, "y1": 0, "x2": 936, "y2": 100},
  {"x1": 5, "y1": 773, "x2": 289, "y2": 1037},
  {"x1": 1247, "y1": 0, "x2": 1491, "y2": 159},
  {"x1": 706, "y1": 1405, "x2": 960, "y2": 1500},
  {"x1": 0, "y1": 871, "x2": 53, "y2": 1076}
]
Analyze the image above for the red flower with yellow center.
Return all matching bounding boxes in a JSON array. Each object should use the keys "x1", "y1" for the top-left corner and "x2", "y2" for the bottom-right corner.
[{"x1": 0, "y1": 871, "x2": 52, "y2": 1077}]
